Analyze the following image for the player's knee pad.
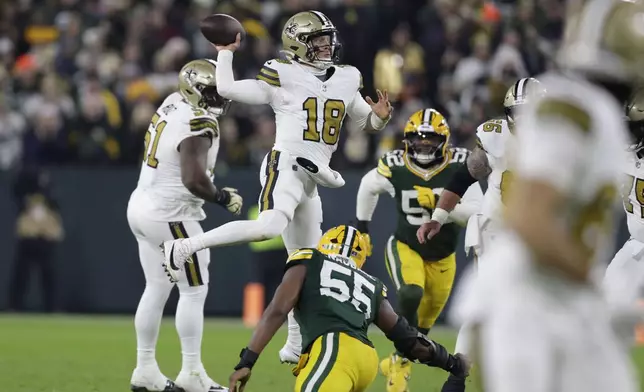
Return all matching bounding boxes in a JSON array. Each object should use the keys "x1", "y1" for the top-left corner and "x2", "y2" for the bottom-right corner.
[
  {"x1": 398, "y1": 284, "x2": 423, "y2": 316},
  {"x1": 256, "y1": 209, "x2": 289, "y2": 239}
]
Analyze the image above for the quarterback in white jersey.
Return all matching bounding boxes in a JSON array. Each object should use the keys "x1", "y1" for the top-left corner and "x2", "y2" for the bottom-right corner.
[
  {"x1": 604, "y1": 89, "x2": 644, "y2": 347},
  {"x1": 450, "y1": 1, "x2": 644, "y2": 390},
  {"x1": 127, "y1": 59, "x2": 240, "y2": 392},
  {"x1": 162, "y1": 10, "x2": 392, "y2": 363}
]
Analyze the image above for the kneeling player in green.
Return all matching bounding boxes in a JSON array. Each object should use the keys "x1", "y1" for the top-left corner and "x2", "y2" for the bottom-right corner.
[
  {"x1": 228, "y1": 225, "x2": 469, "y2": 392},
  {"x1": 355, "y1": 109, "x2": 482, "y2": 392}
]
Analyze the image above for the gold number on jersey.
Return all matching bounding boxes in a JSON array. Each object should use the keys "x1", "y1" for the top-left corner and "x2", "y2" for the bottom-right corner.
[
  {"x1": 500, "y1": 170, "x2": 514, "y2": 204},
  {"x1": 622, "y1": 175, "x2": 644, "y2": 217},
  {"x1": 302, "y1": 97, "x2": 346, "y2": 145},
  {"x1": 572, "y1": 184, "x2": 617, "y2": 255},
  {"x1": 143, "y1": 113, "x2": 167, "y2": 168},
  {"x1": 482, "y1": 121, "x2": 502, "y2": 133}
]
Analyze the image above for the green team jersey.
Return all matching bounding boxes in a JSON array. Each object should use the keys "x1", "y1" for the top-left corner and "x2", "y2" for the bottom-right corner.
[
  {"x1": 286, "y1": 248, "x2": 388, "y2": 352},
  {"x1": 377, "y1": 148, "x2": 470, "y2": 261}
]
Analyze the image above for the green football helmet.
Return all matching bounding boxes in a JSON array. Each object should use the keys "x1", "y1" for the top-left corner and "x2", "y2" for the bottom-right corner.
[
  {"x1": 281, "y1": 11, "x2": 341, "y2": 69},
  {"x1": 558, "y1": 0, "x2": 644, "y2": 84},
  {"x1": 178, "y1": 59, "x2": 230, "y2": 115},
  {"x1": 626, "y1": 88, "x2": 644, "y2": 152}
]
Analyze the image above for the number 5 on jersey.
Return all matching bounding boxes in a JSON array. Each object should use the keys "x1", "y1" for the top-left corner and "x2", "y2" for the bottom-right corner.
[
  {"x1": 303, "y1": 97, "x2": 346, "y2": 145},
  {"x1": 143, "y1": 113, "x2": 167, "y2": 168}
]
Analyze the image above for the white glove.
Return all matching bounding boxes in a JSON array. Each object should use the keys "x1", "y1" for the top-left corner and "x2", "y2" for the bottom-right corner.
[{"x1": 221, "y1": 187, "x2": 243, "y2": 215}]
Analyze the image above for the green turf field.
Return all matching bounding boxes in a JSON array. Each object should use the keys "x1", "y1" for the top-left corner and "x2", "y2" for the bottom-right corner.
[{"x1": 1, "y1": 314, "x2": 643, "y2": 392}]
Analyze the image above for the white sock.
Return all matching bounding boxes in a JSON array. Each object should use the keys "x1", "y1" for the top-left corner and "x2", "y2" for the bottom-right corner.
[
  {"x1": 285, "y1": 310, "x2": 302, "y2": 353},
  {"x1": 454, "y1": 323, "x2": 471, "y2": 356},
  {"x1": 176, "y1": 285, "x2": 208, "y2": 373},
  {"x1": 187, "y1": 210, "x2": 288, "y2": 252},
  {"x1": 135, "y1": 282, "x2": 173, "y2": 369}
]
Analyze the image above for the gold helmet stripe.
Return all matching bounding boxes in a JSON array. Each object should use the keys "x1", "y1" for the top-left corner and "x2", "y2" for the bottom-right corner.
[{"x1": 340, "y1": 226, "x2": 357, "y2": 257}]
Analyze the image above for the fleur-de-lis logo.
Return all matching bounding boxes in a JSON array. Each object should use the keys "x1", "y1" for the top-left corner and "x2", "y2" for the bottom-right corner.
[
  {"x1": 285, "y1": 22, "x2": 298, "y2": 38},
  {"x1": 185, "y1": 68, "x2": 197, "y2": 80}
]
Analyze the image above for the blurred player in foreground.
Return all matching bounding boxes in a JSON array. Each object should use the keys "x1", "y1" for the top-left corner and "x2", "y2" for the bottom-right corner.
[
  {"x1": 227, "y1": 225, "x2": 469, "y2": 392},
  {"x1": 355, "y1": 108, "x2": 481, "y2": 392},
  {"x1": 163, "y1": 10, "x2": 392, "y2": 365},
  {"x1": 415, "y1": 78, "x2": 545, "y2": 392},
  {"x1": 127, "y1": 59, "x2": 241, "y2": 392},
  {"x1": 604, "y1": 89, "x2": 644, "y2": 348},
  {"x1": 448, "y1": 1, "x2": 644, "y2": 390}
]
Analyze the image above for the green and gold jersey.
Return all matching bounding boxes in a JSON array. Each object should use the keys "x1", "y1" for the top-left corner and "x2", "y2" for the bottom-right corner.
[
  {"x1": 286, "y1": 248, "x2": 388, "y2": 352},
  {"x1": 377, "y1": 148, "x2": 470, "y2": 261}
]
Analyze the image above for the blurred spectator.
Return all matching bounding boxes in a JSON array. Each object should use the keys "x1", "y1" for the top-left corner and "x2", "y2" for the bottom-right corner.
[
  {"x1": 1, "y1": 0, "x2": 564, "y2": 169},
  {"x1": 8, "y1": 167, "x2": 64, "y2": 312},
  {"x1": 0, "y1": 97, "x2": 27, "y2": 171}
]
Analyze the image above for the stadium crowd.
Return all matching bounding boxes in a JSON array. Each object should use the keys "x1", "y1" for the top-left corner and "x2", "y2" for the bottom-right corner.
[{"x1": 0, "y1": 0, "x2": 564, "y2": 172}]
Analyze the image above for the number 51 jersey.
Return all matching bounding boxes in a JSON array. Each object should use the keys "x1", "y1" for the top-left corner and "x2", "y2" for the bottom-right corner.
[
  {"x1": 131, "y1": 92, "x2": 220, "y2": 222},
  {"x1": 286, "y1": 248, "x2": 387, "y2": 352}
]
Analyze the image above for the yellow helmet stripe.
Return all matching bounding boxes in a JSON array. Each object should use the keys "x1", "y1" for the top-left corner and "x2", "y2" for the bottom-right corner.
[
  {"x1": 422, "y1": 109, "x2": 432, "y2": 125},
  {"x1": 340, "y1": 226, "x2": 357, "y2": 257}
]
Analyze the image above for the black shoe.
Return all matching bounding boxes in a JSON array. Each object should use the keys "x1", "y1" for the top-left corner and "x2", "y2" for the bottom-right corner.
[{"x1": 441, "y1": 373, "x2": 466, "y2": 392}]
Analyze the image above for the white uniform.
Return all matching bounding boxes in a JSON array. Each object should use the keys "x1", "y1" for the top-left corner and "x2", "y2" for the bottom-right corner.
[
  {"x1": 127, "y1": 92, "x2": 220, "y2": 287},
  {"x1": 466, "y1": 118, "x2": 514, "y2": 259},
  {"x1": 451, "y1": 73, "x2": 638, "y2": 392},
  {"x1": 603, "y1": 151, "x2": 644, "y2": 346},
  {"x1": 216, "y1": 50, "x2": 379, "y2": 250}
]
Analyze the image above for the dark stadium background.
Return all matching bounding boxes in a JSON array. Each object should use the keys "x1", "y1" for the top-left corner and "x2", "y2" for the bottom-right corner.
[{"x1": 0, "y1": 0, "x2": 629, "y2": 320}]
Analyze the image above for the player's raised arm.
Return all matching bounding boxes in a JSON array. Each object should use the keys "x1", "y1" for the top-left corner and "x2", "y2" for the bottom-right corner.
[
  {"x1": 505, "y1": 99, "x2": 598, "y2": 282},
  {"x1": 214, "y1": 34, "x2": 278, "y2": 105},
  {"x1": 347, "y1": 84, "x2": 393, "y2": 132},
  {"x1": 375, "y1": 296, "x2": 469, "y2": 377},
  {"x1": 228, "y1": 257, "x2": 307, "y2": 391},
  {"x1": 355, "y1": 159, "x2": 396, "y2": 255}
]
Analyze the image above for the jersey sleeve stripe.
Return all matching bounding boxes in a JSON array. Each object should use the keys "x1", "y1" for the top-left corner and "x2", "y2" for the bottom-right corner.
[
  {"x1": 169, "y1": 222, "x2": 204, "y2": 286},
  {"x1": 260, "y1": 65, "x2": 279, "y2": 77},
  {"x1": 288, "y1": 249, "x2": 314, "y2": 262},
  {"x1": 377, "y1": 160, "x2": 392, "y2": 178},
  {"x1": 189, "y1": 118, "x2": 218, "y2": 135},
  {"x1": 259, "y1": 150, "x2": 281, "y2": 212},
  {"x1": 256, "y1": 73, "x2": 281, "y2": 87}
]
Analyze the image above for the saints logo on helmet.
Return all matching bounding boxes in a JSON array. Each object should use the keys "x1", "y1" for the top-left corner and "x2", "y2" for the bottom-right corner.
[
  {"x1": 503, "y1": 77, "x2": 546, "y2": 130},
  {"x1": 317, "y1": 225, "x2": 368, "y2": 269},
  {"x1": 281, "y1": 11, "x2": 342, "y2": 69},
  {"x1": 403, "y1": 109, "x2": 450, "y2": 166},
  {"x1": 178, "y1": 59, "x2": 230, "y2": 115},
  {"x1": 626, "y1": 88, "x2": 644, "y2": 153}
]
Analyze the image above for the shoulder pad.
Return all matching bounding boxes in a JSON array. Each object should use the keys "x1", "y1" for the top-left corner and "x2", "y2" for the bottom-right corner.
[
  {"x1": 536, "y1": 99, "x2": 591, "y2": 134},
  {"x1": 336, "y1": 64, "x2": 362, "y2": 90},
  {"x1": 287, "y1": 248, "x2": 316, "y2": 263},
  {"x1": 189, "y1": 116, "x2": 219, "y2": 137},
  {"x1": 256, "y1": 60, "x2": 281, "y2": 88},
  {"x1": 377, "y1": 150, "x2": 405, "y2": 178}
]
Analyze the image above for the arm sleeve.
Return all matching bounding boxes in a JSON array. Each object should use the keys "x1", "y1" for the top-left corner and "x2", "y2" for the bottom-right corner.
[
  {"x1": 516, "y1": 100, "x2": 589, "y2": 194},
  {"x1": 448, "y1": 183, "x2": 483, "y2": 225},
  {"x1": 215, "y1": 51, "x2": 276, "y2": 105},
  {"x1": 356, "y1": 168, "x2": 395, "y2": 221}
]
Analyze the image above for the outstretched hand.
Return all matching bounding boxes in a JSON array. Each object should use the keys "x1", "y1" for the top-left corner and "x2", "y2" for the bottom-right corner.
[
  {"x1": 366, "y1": 89, "x2": 393, "y2": 120},
  {"x1": 214, "y1": 33, "x2": 242, "y2": 52},
  {"x1": 416, "y1": 221, "x2": 442, "y2": 244},
  {"x1": 229, "y1": 367, "x2": 251, "y2": 392}
]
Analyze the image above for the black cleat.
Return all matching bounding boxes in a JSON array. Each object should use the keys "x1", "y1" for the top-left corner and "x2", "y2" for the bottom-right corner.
[{"x1": 131, "y1": 379, "x2": 185, "y2": 392}]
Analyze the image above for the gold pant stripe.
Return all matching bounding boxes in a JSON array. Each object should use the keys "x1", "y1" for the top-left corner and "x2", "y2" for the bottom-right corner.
[
  {"x1": 259, "y1": 150, "x2": 280, "y2": 212},
  {"x1": 168, "y1": 222, "x2": 203, "y2": 286},
  {"x1": 301, "y1": 332, "x2": 338, "y2": 392}
]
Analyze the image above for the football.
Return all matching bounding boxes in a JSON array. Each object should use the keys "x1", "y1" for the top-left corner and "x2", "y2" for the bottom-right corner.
[{"x1": 200, "y1": 14, "x2": 246, "y2": 46}]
